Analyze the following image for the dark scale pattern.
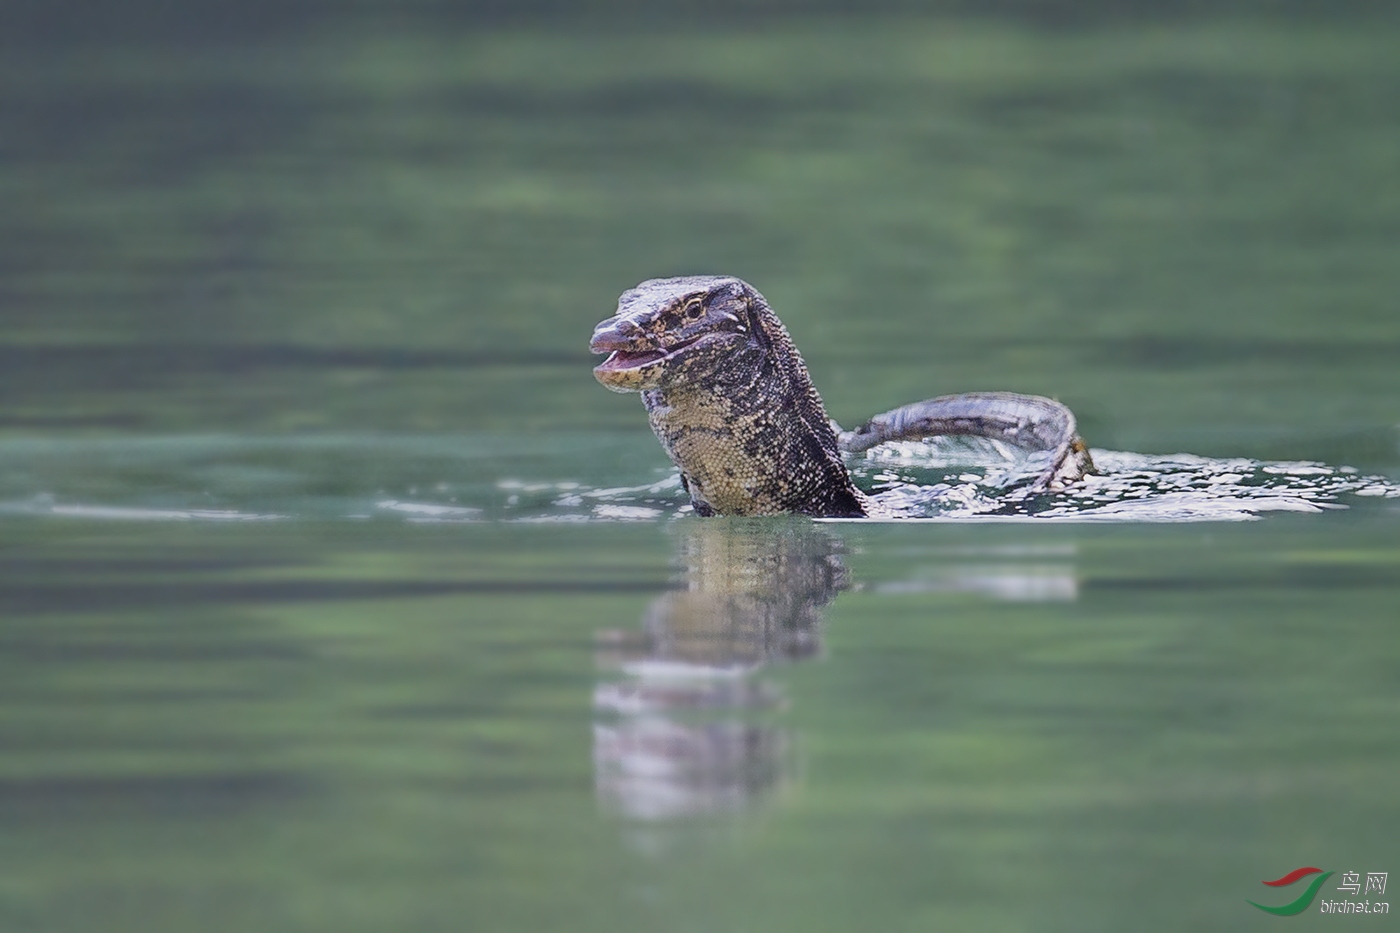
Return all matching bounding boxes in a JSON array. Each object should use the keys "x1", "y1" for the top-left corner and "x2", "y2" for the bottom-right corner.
[{"x1": 590, "y1": 276, "x2": 1093, "y2": 518}]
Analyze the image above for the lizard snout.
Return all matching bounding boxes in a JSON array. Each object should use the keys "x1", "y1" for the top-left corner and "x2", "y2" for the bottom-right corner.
[{"x1": 589, "y1": 317, "x2": 648, "y2": 354}]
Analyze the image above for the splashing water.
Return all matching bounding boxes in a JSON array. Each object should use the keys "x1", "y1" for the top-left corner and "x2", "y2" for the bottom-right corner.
[
  {"x1": 846, "y1": 438, "x2": 1400, "y2": 522},
  {"x1": 0, "y1": 435, "x2": 1394, "y2": 524}
]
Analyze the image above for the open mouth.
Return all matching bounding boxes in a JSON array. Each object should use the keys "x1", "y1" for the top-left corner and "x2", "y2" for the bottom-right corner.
[
  {"x1": 593, "y1": 336, "x2": 699, "y2": 374},
  {"x1": 594, "y1": 347, "x2": 667, "y2": 373}
]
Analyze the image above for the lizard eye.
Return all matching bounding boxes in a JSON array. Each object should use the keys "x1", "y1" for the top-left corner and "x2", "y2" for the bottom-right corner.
[{"x1": 682, "y1": 300, "x2": 705, "y2": 322}]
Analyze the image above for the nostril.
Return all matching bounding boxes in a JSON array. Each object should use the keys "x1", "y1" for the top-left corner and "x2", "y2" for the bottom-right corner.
[{"x1": 590, "y1": 318, "x2": 636, "y2": 354}]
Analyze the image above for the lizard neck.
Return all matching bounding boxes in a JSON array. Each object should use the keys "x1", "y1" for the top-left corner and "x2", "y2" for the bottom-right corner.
[{"x1": 642, "y1": 364, "x2": 867, "y2": 518}]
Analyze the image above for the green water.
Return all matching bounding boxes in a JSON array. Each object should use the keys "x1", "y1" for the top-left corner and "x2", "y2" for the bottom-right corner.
[{"x1": 3, "y1": 10, "x2": 1399, "y2": 931}]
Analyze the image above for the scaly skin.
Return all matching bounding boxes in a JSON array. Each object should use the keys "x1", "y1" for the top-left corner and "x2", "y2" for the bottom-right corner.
[{"x1": 590, "y1": 275, "x2": 1093, "y2": 518}]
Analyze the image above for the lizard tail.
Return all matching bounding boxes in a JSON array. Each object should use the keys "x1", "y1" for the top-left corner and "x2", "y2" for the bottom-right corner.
[{"x1": 835, "y1": 391, "x2": 1096, "y2": 493}]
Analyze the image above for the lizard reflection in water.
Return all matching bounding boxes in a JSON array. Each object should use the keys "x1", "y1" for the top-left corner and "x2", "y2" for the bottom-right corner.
[
  {"x1": 593, "y1": 520, "x2": 846, "y2": 820},
  {"x1": 591, "y1": 275, "x2": 1095, "y2": 518}
]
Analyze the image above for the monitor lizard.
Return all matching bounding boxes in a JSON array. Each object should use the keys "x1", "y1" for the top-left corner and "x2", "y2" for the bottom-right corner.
[{"x1": 590, "y1": 275, "x2": 1094, "y2": 517}]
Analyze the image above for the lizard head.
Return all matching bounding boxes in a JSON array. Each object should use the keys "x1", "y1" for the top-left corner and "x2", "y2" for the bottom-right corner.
[{"x1": 590, "y1": 275, "x2": 766, "y2": 393}]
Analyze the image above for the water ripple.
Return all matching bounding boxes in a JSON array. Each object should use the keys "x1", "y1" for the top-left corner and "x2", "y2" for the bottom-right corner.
[{"x1": 0, "y1": 435, "x2": 1393, "y2": 524}]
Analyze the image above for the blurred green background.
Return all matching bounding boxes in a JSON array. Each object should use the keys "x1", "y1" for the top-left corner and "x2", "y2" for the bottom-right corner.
[{"x1": 5, "y1": 1, "x2": 1398, "y2": 459}]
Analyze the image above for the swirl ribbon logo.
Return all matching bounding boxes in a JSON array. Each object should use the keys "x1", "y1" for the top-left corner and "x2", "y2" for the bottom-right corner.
[{"x1": 1248, "y1": 867, "x2": 1333, "y2": 916}]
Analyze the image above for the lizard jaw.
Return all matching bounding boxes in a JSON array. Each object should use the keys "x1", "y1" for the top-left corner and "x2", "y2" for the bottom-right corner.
[{"x1": 592, "y1": 336, "x2": 701, "y2": 392}]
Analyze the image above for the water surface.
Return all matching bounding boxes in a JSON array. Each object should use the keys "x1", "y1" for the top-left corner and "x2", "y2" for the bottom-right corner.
[{"x1": 3, "y1": 501, "x2": 1398, "y2": 932}]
